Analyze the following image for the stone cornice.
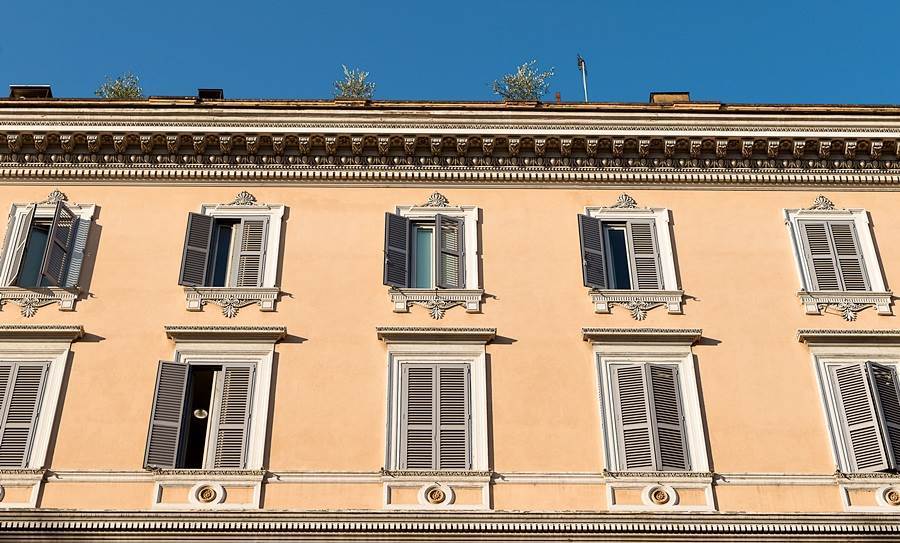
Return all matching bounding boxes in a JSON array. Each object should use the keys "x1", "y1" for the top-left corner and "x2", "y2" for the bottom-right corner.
[
  {"x1": 582, "y1": 327, "x2": 703, "y2": 345},
  {"x1": 164, "y1": 325, "x2": 286, "y2": 343},
  {"x1": 797, "y1": 329, "x2": 900, "y2": 344},
  {"x1": 0, "y1": 324, "x2": 84, "y2": 341},
  {"x1": 376, "y1": 326, "x2": 496, "y2": 344}
]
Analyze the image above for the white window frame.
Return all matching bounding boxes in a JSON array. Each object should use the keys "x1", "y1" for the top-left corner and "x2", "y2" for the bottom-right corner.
[
  {"x1": 584, "y1": 206, "x2": 683, "y2": 316},
  {"x1": 390, "y1": 204, "x2": 483, "y2": 315},
  {"x1": 384, "y1": 342, "x2": 488, "y2": 472},
  {"x1": 784, "y1": 207, "x2": 891, "y2": 318},
  {"x1": 184, "y1": 201, "x2": 284, "y2": 315},
  {"x1": 593, "y1": 342, "x2": 709, "y2": 473}
]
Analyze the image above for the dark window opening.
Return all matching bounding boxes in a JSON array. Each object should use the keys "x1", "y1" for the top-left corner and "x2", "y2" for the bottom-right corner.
[
  {"x1": 207, "y1": 219, "x2": 238, "y2": 287},
  {"x1": 16, "y1": 221, "x2": 52, "y2": 288},
  {"x1": 181, "y1": 365, "x2": 219, "y2": 469},
  {"x1": 604, "y1": 224, "x2": 632, "y2": 290},
  {"x1": 410, "y1": 221, "x2": 435, "y2": 289}
]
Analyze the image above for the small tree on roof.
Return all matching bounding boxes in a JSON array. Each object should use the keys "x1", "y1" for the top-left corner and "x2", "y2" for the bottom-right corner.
[
  {"x1": 95, "y1": 72, "x2": 143, "y2": 99},
  {"x1": 334, "y1": 65, "x2": 375, "y2": 100},
  {"x1": 492, "y1": 60, "x2": 554, "y2": 101}
]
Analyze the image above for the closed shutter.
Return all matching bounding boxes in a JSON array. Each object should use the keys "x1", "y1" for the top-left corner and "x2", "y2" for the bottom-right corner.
[
  {"x1": 232, "y1": 217, "x2": 268, "y2": 287},
  {"x1": 39, "y1": 201, "x2": 77, "y2": 286},
  {"x1": 178, "y1": 213, "x2": 214, "y2": 287},
  {"x1": 401, "y1": 365, "x2": 435, "y2": 469},
  {"x1": 435, "y1": 214, "x2": 465, "y2": 289},
  {"x1": 383, "y1": 212, "x2": 410, "y2": 288},
  {"x1": 611, "y1": 364, "x2": 655, "y2": 470},
  {"x1": 1, "y1": 205, "x2": 35, "y2": 287},
  {"x1": 144, "y1": 361, "x2": 188, "y2": 469},
  {"x1": 61, "y1": 218, "x2": 91, "y2": 288},
  {"x1": 437, "y1": 364, "x2": 470, "y2": 469},
  {"x1": 0, "y1": 362, "x2": 48, "y2": 468},
  {"x1": 829, "y1": 363, "x2": 890, "y2": 472},
  {"x1": 578, "y1": 214, "x2": 607, "y2": 289},
  {"x1": 649, "y1": 365, "x2": 690, "y2": 471},
  {"x1": 627, "y1": 220, "x2": 663, "y2": 290},
  {"x1": 868, "y1": 363, "x2": 900, "y2": 469},
  {"x1": 210, "y1": 364, "x2": 255, "y2": 469},
  {"x1": 830, "y1": 222, "x2": 869, "y2": 291}
]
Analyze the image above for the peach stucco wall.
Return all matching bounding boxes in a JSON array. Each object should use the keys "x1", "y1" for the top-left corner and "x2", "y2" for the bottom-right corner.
[{"x1": 3, "y1": 184, "x2": 895, "y2": 511}]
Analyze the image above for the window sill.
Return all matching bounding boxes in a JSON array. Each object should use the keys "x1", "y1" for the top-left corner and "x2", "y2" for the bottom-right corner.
[
  {"x1": 183, "y1": 287, "x2": 279, "y2": 317},
  {"x1": 591, "y1": 289, "x2": 684, "y2": 320},
  {"x1": 381, "y1": 469, "x2": 492, "y2": 510},
  {"x1": 389, "y1": 288, "x2": 484, "y2": 319},
  {"x1": 0, "y1": 287, "x2": 79, "y2": 317},
  {"x1": 799, "y1": 290, "x2": 893, "y2": 321}
]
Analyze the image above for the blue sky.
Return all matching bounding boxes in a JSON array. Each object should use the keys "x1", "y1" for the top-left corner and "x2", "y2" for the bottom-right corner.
[{"x1": 1, "y1": 1, "x2": 896, "y2": 104}]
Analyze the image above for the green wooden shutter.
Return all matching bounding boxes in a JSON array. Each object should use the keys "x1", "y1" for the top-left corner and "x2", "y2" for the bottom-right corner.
[
  {"x1": 649, "y1": 364, "x2": 690, "y2": 471},
  {"x1": 177, "y1": 213, "x2": 214, "y2": 287},
  {"x1": 400, "y1": 364, "x2": 435, "y2": 469},
  {"x1": 232, "y1": 217, "x2": 269, "y2": 287},
  {"x1": 0, "y1": 362, "x2": 48, "y2": 468},
  {"x1": 383, "y1": 212, "x2": 410, "y2": 288},
  {"x1": 1, "y1": 205, "x2": 35, "y2": 287},
  {"x1": 211, "y1": 364, "x2": 255, "y2": 469},
  {"x1": 437, "y1": 364, "x2": 470, "y2": 470},
  {"x1": 611, "y1": 364, "x2": 655, "y2": 470},
  {"x1": 578, "y1": 214, "x2": 607, "y2": 289},
  {"x1": 39, "y1": 201, "x2": 77, "y2": 286},
  {"x1": 144, "y1": 361, "x2": 188, "y2": 469},
  {"x1": 799, "y1": 220, "x2": 841, "y2": 291},
  {"x1": 868, "y1": 362, "x2": 900, "y2": 469},
  {"x1": 435, "y1": 214, "x2": 465, "y2": 289},
  {"x1": 627, "y1": 219, "x2": 663, "y2": 290},
  {"x1": 830, "y1": 222, "x2": 869, "y2": 291},
  {"x1": 829, "y1": 363, "x2": 890, "y2": 472}
]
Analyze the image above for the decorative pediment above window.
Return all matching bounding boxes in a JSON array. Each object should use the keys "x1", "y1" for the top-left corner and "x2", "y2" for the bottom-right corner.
[
  {"x1": 582, "y1": 327, "x2": 702, "y2": 345},
  {"x1": 376, "y1": 326, "x2": 496, "y2": 344},
  {"x1": 164, "y1": 325, "x2": 287, "y2": 343}
]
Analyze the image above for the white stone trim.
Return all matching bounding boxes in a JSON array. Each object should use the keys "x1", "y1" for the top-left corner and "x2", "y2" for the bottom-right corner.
[
  {"x1": 150, "y1": 472, "x2": 264, "y2": 511},
  {"x1": 593, "y1": 342, "x2": 710, "y2": 474},
  {"x1": 606, "y1": 480, "x2": 714, "y2": 512},
  {"x1": 784, "y1": 207, "x2": 892, "y2": 319}
]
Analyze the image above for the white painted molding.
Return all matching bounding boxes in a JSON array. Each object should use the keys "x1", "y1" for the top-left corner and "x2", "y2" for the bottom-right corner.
[
  {"x1": 376, "y1": 326, "x2": 496, "y2": 344},
  {"x1": 389, "y1": 288, "x2": 484, "y2": 318},
  {"x1": 164, "y1": 325, "x2": 286, "y2": 343}
]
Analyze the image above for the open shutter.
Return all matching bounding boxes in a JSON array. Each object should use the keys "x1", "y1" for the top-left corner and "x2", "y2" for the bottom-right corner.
[
  {"x1": 211, "y1": 364, "x2": 255, "y2": 469},
  {"x1": 401, "y1": 365, "x2": 435, "y2": 469},
  {"x1": 177, "y1": 213, "x2": 214, "y2": 287},
  {"x1": 611, "y1": 364, "x2": 655, "y2": 470},
  {"x1": 39, "y1": 201, "x2": 77, "y2": 286},
  {"x1": 829, "y1": 363, "x2": 890, "y2": 472},
  {"x1": 0, "y1": 205, "x2": 35, "y2": 287},
  {"x1": 799, "y1": 221, "x2": 841, "y2": 291},
  {"x1": 627, "y1": 220, "x2": 663, "y2": 290},
  {"x1": 648, "y1": 365, "x2": 690, "y2": 471},
  {"x1": 144, "y1": 361, "x2": 188, "y2": 469},
  {"x1": 830, "y1": 222, "x2": 869, "y2": 291},
  {"x1": 868, "y1": 362, "x2": 900, "y2": 469},
  {"x1": 437, "y1": 364, "x2": 470, "y2": 470},
  {"x1": 383, "y1": 212, "x2": 410, "y2": 288},
  {"x1": 61, "y1": 217, "x2": 91, "y2": 288},
  {"x1": 233, "y1": 217, "x2": 268, "y2": 287},
  {"x1": 578, "y1": 214, "x2": 607, "y2": 289},
  {"x1": 0, "y1": 363, "x2": 48, "y2": 468},
  {"x1": 435, "y1": 214, "x2": 465, "y2": 289}
]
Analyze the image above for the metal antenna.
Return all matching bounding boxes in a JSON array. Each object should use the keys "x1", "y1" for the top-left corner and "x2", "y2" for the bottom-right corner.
[{"x1": 577, "y1": 54, "x2": 588, "y2": 102}]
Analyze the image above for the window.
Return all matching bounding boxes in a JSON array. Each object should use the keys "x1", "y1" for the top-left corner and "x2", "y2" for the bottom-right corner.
[
  {"x1": 797, "y1": 220, "x2": 869, "y2": 291},
  {"x1": 145, "y1": 361, "x2": 255, "y2": 469}
]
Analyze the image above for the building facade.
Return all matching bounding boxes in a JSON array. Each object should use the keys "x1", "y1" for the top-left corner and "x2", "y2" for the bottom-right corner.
[{"x1": 0, "y1": 93, "x2": 898, "y2": 539}]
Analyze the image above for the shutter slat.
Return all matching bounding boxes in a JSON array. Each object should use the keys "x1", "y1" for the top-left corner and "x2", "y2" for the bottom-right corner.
[
  {"x1": 627, "y1": 220, "x2": 663, "y2": 290},
  {"x1": 800, "y1": 221, "x2": 841, "y2": 290},
  {"x1": 212, "y1": 365, "x2": 255, "y2": 469},
  {"x1": 61, "y1": 218, "x2": 91, "y2": 288},
  {"x1": 611, "y1": 364, "x2": 655, "y2": 470},
  {"x1": 383, "y1": 213, "x2": 410, "y2": 288},
  {"x1": 649, "y1": 365, "x2": 690, "y2": 471},
  {"x1": 39, "y1": 201, "x2": 76, "y2": 286},
  {"x1": 144, "y1": 361, "x2": 188, "y2": 469},
  {"x1": 234, "y1": 218, "x2": 268, "y2": 287},
  {"x1": 0, "y1": 363, "x2": 47, "y2": 468},
  {"x1": 435, "y1": 214, "x2": 465, "y2": 289},
  {"x1": 2, "y1": 206, "x2": 35, "y2": 287},
  {"x1": 578, "y1": 214, "x2": 607, "y2": 289},
  {"x1": 830, "y1": 222, "x2": 869, "y2": 291},
  {"x1": 178, "y1": 213, "x2": 214, "y2": 287},
  {"x1": 830, "y1": 363, "x2": 890, "y2": 472},
  {"x1": 869, "y1": 363, "x2": 900, "y2": 469},
  {"x1": 401, "y1": 365, "x2": 435, "y2": 469},
  {"x1": 437, "y1": 365, "x2": 469, "y2": 470}
]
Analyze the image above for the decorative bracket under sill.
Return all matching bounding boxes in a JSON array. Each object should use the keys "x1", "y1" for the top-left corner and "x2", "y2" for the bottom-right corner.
[
  {"x1": 590, "y1": 290, "x2": 684, "y2": 320},
  {"x1": 184, "y1": 287, "x2": 279, "y2": 317},
  {"x1": 0, "y1": 287, "x2": 78, "y2": 317},
  {"x1": 389, "y1": 288, "x2": 484, "y2": 319},
  {"x1": 799, "y1": 291, "x2": 893, "y2": 321}
]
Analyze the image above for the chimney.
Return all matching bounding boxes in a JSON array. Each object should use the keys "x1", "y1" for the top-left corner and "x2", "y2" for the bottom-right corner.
[
  {"x1": 649, "y1": 91, "x2": 690, "y2": 105},
  {"x1": 197, "y1": 88, "x2": 224, "y2": 101},
  {"x1": 555, "y1": 92, "x2": 561, "y2": 103},
  {"x1": 9, "y1": 85, "x2": 53, "y2": 99}
]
